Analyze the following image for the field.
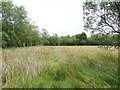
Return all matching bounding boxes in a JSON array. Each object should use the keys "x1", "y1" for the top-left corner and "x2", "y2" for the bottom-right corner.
[{"x1": 0, "y1": 46, "x2": 119, "y2": 88}]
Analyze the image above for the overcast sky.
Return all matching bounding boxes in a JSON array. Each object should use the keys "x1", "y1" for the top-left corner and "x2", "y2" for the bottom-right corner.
[{"x1": 13, "y1": 0, "x2": 90, "y2": 37}]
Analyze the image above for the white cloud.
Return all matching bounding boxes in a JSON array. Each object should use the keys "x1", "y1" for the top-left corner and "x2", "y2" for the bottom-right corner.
[{"x1": 13, "y1": 0, "x2": 90, "y2": 37}]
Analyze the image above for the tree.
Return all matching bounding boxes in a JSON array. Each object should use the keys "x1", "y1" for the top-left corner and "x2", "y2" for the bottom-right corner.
[
  {"x1": 61, "y1": 36, "x2": 69, "y2": 45},
  {"x1": 83, "y1": 0, "x2": 120, "y2": 35},
  {"x1": 1, "y1": 1, "x2": 42, "y2": 48},
  {"x1": 0, "y1": 32, "x2": 2, "y2": 47},
  {"x1": 75, "y1": 33, "x2": 87, "y2": 40},
  {"x1": 67, "y1": 36, "x2": 77, "y2": 45},
  {"x1": 75, "y1": 32, "x2": 87, "y2": 45},
  {"x1": 1, "y1": 31, "x2": 10, "y2": 48},
  {"x1": 40, "y1": 28, "x2": 50, "y2": 45},
  {"x1": 41, "y1": 28, "x2": 49, "y2": 39},
  {"x1": 48, "y1": 36, "x2": 61, "y2": 46},
  {"x1": 87, "y1": 34, "x2": 104, "y2": 45},
  {"x1": 107, "y1": 34, "x2": 119, "y2": 46}
]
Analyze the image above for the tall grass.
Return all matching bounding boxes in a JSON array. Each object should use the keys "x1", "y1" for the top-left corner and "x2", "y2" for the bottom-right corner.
[{"x1": 0, "y1": 46, "x2": 118, "y2": 88}]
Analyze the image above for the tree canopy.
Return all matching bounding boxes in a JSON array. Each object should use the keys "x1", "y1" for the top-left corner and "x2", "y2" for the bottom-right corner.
[
  {"x1": 83, "y1": 0, "x2": 120, "y2": 35},
  {"x1": 0, "y1": 0, "x2": 119, "y2": 48},
  {"x1": 1, "y1": 1, "x2": 42, "y2": 48}
]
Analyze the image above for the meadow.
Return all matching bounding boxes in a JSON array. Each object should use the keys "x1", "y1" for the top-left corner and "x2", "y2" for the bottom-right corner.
[{"x1": 0, "y1": 46, "x2": 118, "y2": 88}]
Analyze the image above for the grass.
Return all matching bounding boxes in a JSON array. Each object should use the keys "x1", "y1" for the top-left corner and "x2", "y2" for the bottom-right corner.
[{"x1": 0, "y1": 46, "x2": 119, "y2": 88}]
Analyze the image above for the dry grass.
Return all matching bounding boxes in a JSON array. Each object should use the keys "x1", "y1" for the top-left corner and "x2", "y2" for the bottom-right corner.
[{"x1": 0, "y1": 46, "x2": 118, "y2": 88}]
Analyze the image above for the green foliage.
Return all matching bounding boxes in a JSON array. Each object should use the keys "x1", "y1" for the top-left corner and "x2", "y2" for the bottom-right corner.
[
  {"x1": 75, "y1": 32, "x2": 87, "y2": 45},
  {"x1": 87, "y1": 34, "x2": 119, "y2": 46},
  {"x1": 48, "y1": 36, "x2": 61, "y2": 46},
  {"x1": 75, "y1": 32, "x2": 87, "y2": 40},
  {"x1": 41, "y1": 28, "x2": 50, "y2": 40},
  {"x1": 83, "y1": 0, "x2": 120, "y2": 34},
  {"x1": 2, "y1": 31, "x2": 10, "y2": 48},
  {"x1": 8, "y1": 31, "x2": 19, "y2": 47},
  {"x1": 1, "y1": 1, "x2": 119, "y2": 48},
  {"x1": 0, "y1": 32, "x2": 2, "y2": 47},
  {"x1": 1, "y1": 1, "x2": 42, "y2": 48}
]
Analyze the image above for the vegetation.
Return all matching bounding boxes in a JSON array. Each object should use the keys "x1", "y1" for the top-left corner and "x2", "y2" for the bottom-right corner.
[
  {"x1": 1, "y1": 1, "x2": 42, "y2": 48},
  {"x1": 1, "y1": 46, "x2": 118, "y2": 88},
  {"x1": 0, "y1": 1, "x2": 119, "y2": 48},
  {"x1": 0, "y1": 0, "x2": 119, "y2": 88},
  {"x1": 83, "y1": 0, "x2": 120, "y2": 34}
]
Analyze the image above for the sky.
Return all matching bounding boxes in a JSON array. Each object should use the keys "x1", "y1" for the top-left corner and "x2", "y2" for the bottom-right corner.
[{"x1": 12, "y1": 0, "x2": 90, "y2": 37}]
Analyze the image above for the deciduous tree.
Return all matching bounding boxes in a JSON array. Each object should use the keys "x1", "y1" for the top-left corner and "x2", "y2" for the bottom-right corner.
[{"x1": 83, "y1": 0, "x2": 120, "y2": 34}]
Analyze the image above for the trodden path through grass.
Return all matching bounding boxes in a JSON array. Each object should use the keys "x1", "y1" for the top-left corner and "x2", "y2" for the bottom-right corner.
[{"x1": 0, "y1": 46, "x2": 119, "y2": 88}]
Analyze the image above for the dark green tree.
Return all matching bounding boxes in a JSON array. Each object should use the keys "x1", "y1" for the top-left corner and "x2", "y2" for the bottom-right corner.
[
  {"x1": 75, "y1": 32, "x2": 87, "y2": 45},
  {"x1": 1, "y1": 1, "x2": 42, "y2": 48}
]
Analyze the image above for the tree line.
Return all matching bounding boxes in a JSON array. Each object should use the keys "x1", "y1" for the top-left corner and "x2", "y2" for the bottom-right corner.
[
  {"x1": 0, "y1": 1, "x2": 119, "y2": 48},
  {"x1": 40, "y1": 29, "x2": 119, "y2": 46}
]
